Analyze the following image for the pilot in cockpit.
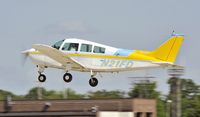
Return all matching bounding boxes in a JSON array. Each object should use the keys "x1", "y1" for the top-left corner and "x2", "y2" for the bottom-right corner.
[{"x1": 69, "y1": 43, "x2": 78, "y2": 51}]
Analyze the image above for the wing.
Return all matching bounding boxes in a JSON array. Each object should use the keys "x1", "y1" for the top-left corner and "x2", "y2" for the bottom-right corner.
[{"x1": 32, "y1": 44, "x2": 86, "y2": 69}]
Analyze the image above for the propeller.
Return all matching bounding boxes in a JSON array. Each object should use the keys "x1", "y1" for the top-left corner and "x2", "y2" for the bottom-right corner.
[{"x1": 21, "y1": 49, "x2": 30, "y2": 66}]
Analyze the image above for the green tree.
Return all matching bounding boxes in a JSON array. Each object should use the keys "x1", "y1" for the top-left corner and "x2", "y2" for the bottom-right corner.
[
  {"x1": 45, "y1": 90, "x2": 63, "y2": 99},
  {"x1": 64, "y1": 88, "x2": 85, "y2": 99},
  {"x1": 128, "y1": 81, "x2": 166, "y2": 117},
  {"x1": 24, "y1": 87, "x2": 84, "y2": 100},
  {"x1": 0, "y1": 89, "x2": 16, "y2": 100},
  {"x1": 178, "y1": 79, "x2": 200, "y2": 117},
  {"x1": 180, "y1": 79, "x2": 200, "y2": 98},
  {"x1": 128, "y1": 82, "x2": 159, "y2": 98},
  {"x1": 167, "y1": 78, "x2": 200, "y2": 117},
  {"x1": 157, "y1": 99, "x2": 167, "y2": 117},
  {"x1": 88, "y1": 90, "x2": 125, "y2": 99},
  {"x1": 24, "y1": 87, "x2": 47, "y2": 100}
]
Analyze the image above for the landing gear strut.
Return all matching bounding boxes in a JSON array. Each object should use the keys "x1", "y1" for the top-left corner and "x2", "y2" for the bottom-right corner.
[
  {"x1": 63, "y1": 72, "x2": 73, "y2": 82},
  {"x1": 89, "y1": 70, "x2": 98, "y2": 87},
  {"x1": 37, "y1": 66, "x2": 46, "y2": 82}
]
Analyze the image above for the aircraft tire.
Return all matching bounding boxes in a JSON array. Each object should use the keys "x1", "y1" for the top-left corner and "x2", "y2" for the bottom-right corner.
[
  {"x1": 38, "y1": 74, "x2": 46, "y2": 82},
  {"x1": 63, "y1": 73, "x2": 72, "y2": 82},
  {"x1": 89, "y1": 78, "x2": 98, "y2": 87}
]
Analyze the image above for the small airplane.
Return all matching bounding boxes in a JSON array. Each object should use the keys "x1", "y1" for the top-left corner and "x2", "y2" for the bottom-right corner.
[{"x1": 22, "y1": 33, "x2": 184, "y2": 87}]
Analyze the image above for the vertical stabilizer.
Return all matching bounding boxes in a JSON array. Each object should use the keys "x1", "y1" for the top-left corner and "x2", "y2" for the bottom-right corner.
[{"x1": 150, "y1": 35, "x2": 184, "y2": 63}]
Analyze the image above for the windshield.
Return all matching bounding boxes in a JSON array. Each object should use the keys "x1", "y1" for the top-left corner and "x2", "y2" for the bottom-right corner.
[{"x1": 52, "y1": 40, "x2": 64, "y2": 50}]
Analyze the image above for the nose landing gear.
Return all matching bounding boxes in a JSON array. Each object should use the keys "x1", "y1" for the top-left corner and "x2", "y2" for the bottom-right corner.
[{"x1": 37, "y1": 66, "x2": 46, "y2": 82}]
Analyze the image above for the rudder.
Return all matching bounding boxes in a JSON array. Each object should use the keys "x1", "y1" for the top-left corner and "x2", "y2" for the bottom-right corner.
[{"x1": 150, "y1": 35, "x2": 184, "y2": 63}]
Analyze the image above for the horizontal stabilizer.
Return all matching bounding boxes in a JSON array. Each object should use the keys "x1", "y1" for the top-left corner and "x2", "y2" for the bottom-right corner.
[{"x1": 152, "y1": 62, "x2": 184, "y2": 69}]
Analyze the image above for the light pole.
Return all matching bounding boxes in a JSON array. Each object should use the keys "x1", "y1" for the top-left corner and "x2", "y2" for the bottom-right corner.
[{"x1": 168, "y1": 67, "x2": 184, "y2": 117}]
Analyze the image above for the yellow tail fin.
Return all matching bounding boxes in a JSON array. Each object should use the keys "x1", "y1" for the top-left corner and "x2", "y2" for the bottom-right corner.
[{"x1": 150, "y1": 35, "x2": 184, "y2": 63}]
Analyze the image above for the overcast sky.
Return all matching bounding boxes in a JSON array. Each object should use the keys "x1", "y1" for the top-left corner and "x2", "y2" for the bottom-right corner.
[{"x1": 0, "y1": 0, "x2": 199, "y2": 95}]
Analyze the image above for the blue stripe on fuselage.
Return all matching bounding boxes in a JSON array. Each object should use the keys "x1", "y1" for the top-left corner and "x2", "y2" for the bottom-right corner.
[{"x1": 114, "y1": 49, "x2": 134, "y2": 56}]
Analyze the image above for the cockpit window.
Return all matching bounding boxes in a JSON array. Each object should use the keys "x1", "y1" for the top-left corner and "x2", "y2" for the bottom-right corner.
[
  {"x1": 62, "y1": 43, "x2": 79, "y2": 51},
  {"x1": 80, "y1": 44, "x2": 92, "y2": 52},
  {"x1": 93, "y1": 46, "x2": 105, "y2": 53},
  {"x1": 52, "y1": 40, "x2": 64, "y2": 50}
]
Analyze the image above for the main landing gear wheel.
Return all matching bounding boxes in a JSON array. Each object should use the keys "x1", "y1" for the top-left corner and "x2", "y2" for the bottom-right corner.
[
  {"x1": 89, "y1": 77, "x2": 98, "y2": 87},
  {"x1": 38, "y1": 74, "x2": 46, "y2": 82},
  {"x1": 63, "y1": 73, "x2": 72, "y2": 83}
]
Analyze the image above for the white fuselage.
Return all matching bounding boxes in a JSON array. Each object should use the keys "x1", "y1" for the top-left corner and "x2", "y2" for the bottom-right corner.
[{"x1": 27, "y1": 38, "x2": 160, "y2": 72}]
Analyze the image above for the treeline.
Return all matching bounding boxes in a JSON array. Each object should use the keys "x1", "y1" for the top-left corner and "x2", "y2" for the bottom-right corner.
[
  {"x1": 0, "y1": 88, "x2": 126, "y2": 100},
  {"x1": 0, "y1": 78, "x2": 200, "y2": 117}
]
